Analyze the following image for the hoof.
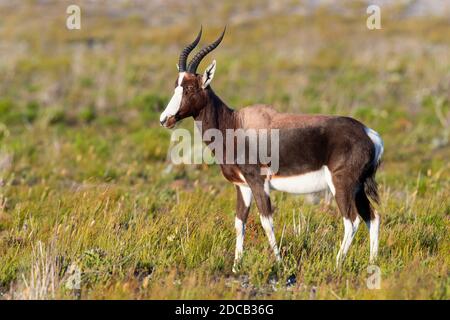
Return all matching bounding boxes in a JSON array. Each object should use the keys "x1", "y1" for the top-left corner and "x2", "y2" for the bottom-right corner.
[{"x1": 286, "y1": 274, "x2": 296, "y2": 287}]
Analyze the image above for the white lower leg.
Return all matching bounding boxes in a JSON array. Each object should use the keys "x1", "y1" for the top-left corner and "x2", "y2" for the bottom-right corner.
[
  {"x1": 260, "y1": 215, "x2": 281, "y2": 262},
  {"x1": 233, "y1": 217, "x2": 245, "y2": 273},
  {"x1": 232, "y1": 186, "x2": 252, "y2": 273},
  {"x1": 336, "y1": 216, "x2": 360, "y2": 267},
  {"x1": 367, "y1": 212, "x2": 380, "y2": 263}
]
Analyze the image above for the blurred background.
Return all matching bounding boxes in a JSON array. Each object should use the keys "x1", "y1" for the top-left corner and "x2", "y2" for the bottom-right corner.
[
  {"x1": 0, "y1": 0, "x2": 448, "y2": 299},
  {"x1": 0, "y1": 0, "x2": 448, "y2": 189}
]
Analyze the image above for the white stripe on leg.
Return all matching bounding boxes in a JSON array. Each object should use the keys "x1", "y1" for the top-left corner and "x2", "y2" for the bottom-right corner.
[
  {"x1": 239, "y1": 185, "x2": 252, "y2": 207},
  {"x1": 233, "y1": 185, "x2": 252, "y2": 273},
  {"x1": 336, "y1": 216, "x2": 360, "y2": 267},
  {"x1": 233, "y1": 217, "x2": 245, "y2": 273},
  {"x1": 366, "y1": 212, "x2": 380, "y2": 263},
  {"x1": 260, "y1": 215, "x2": 281, "y2": 262}
]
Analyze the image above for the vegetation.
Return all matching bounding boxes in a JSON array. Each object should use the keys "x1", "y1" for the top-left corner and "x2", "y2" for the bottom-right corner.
[{"x1": 0, "y1": 1, "x2": 448, "y2": 299}]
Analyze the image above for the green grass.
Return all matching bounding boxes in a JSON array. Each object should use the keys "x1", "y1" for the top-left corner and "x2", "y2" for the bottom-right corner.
[{"x1": 0, "y1": 2, "x2": 449, "y2": 299}]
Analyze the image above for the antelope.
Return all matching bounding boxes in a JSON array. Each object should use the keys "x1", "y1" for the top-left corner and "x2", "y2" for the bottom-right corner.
[{"x1": 159, "y1": 27, "x2": 384, "y2": 273}]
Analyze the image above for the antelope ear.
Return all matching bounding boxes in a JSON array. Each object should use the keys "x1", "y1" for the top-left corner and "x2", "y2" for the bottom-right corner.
[
  {"x1": 202, "y1": 60, "x2": 216, "y2": 89},
  {"x1": 176, "y1": 64, "x2": 180, "y2": 71}
]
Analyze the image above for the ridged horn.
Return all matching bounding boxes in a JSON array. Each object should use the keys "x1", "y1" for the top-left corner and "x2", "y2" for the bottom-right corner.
[
  {"x1": 178, "y1": 26, "x2": 202, "y2": 72},
  {"x1": 187, "y1": 26, "x2": 226, "y2": 74}
]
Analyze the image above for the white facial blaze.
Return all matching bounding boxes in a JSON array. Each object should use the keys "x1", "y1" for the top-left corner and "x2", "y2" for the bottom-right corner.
[{"x1": 160, "y1": 72, "x2": 185, "y2": 123}]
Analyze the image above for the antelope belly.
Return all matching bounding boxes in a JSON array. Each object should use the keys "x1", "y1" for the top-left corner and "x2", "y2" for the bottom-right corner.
[{"x1": 269, "y1": 167, "x2": 329, "y2": 194}]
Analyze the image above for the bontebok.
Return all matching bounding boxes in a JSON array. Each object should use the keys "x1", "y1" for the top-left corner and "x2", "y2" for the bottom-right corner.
[{"x1": 160, "y1": 27, "x2": 384, "y2": 273}]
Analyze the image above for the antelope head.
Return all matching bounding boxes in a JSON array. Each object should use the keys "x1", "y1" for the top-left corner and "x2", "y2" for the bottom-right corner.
[{"x1": 159, "y1": 26, "x2": 226, "y2": 128}]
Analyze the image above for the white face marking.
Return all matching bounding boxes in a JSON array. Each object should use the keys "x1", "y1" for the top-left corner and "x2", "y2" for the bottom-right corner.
[
  {"x1": 160, "y1": 72, "x2": 185, "y2": 123},
  {"x1": 365, "y1": 127, "x2": 384, "y2": 164},
  {"x1": 268, "y1": 166, "x2": 331, "y2": 194}
]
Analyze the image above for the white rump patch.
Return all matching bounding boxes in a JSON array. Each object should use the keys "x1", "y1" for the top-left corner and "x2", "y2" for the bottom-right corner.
[
  {"x1": 160, "y1": 72, "x2": 185, "y2": 123},
  {"x1": 269, "y1": 166, "x2": 333, "y2": 195},
  {"x1": 365, "y1": 127, "x2": 384, "y2": 165}
]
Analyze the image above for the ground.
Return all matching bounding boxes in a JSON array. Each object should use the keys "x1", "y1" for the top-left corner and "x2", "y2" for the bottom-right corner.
[{"x1": 0, "y1": 1, "x2": 448, "y2": 299}]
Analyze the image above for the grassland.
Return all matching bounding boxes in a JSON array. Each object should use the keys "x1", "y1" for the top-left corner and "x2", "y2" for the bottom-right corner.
[{"x1": 0, "y1": 1, "x2": 448, "y2": 299}]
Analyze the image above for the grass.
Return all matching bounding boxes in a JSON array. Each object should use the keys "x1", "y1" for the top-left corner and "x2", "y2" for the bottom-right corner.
[{"x1": 0, "y1": 1, "x2": 449, "y2": 299}]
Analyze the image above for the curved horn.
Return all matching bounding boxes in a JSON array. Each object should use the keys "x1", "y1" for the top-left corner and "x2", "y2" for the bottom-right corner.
[
  {"x1": 187, "y1": 26, "x2": 226, "y2": 74},
  {"x1": 178, "y1": 26, "x2": 202, "y2": 72}
]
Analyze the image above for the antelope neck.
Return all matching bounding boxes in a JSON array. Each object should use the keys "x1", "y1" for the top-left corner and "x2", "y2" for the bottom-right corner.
[{"x1": 194, "y1": 89, "x2": 236, "y2": 133}]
